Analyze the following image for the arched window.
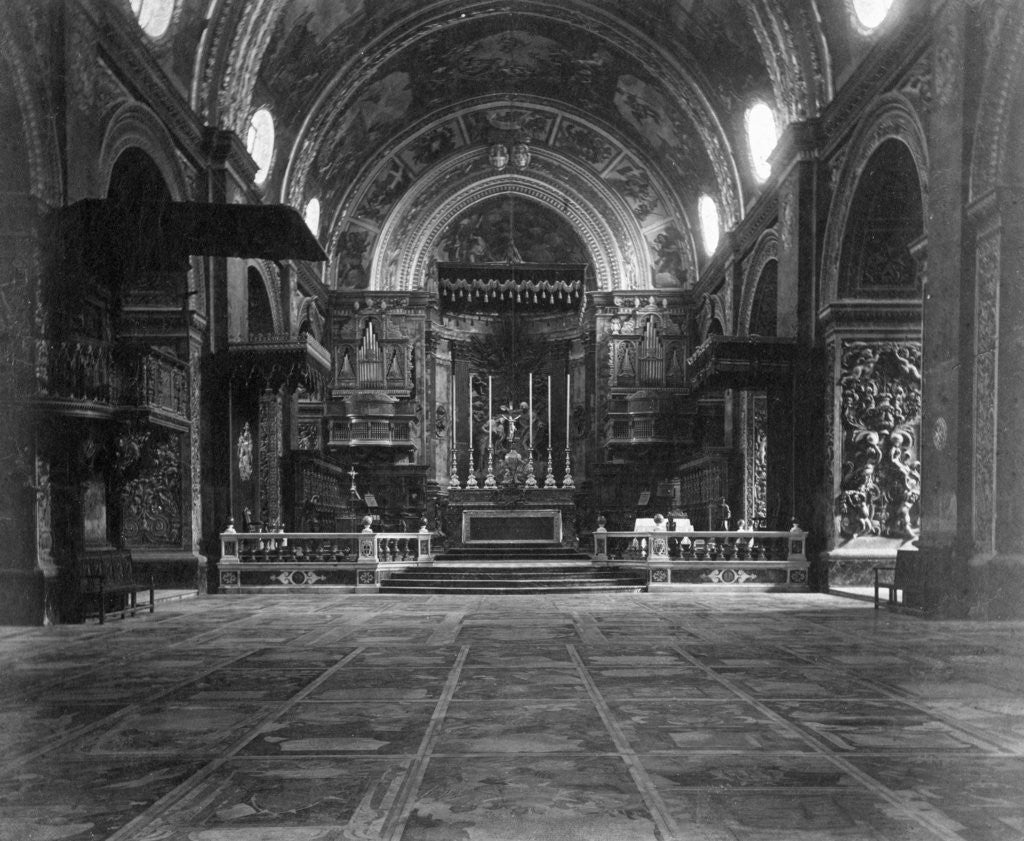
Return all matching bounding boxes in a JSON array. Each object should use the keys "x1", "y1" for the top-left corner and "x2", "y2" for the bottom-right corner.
[
  {"x1": 304, "y1": 198, "x2": 321, "y2": 237},
  {"x1": 849, "y1": 0, "x2": 895, "y2": 32},
  {"x1": 130, "y1": 0, "x2": 174, "y2": 38},
  {"x1": 246, "y1": 108, "x2": 275, "y2": 186},
  {"x1": 698, "y1": 195, "x2": 720, "y2": 256},
  {"x1": 745, "y1": 102, "x2": 779, "y2": 183}
]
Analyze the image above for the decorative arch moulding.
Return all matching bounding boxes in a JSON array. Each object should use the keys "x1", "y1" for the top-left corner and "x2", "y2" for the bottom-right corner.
[
  {"x1": 367, "y1": 149, "x2": 657, "y2": 294},
  {"x1": 818, "y1": 92, "x2": 928, "y2": 312},
  {"x1": 278, "y1": 3, "x2": 745, "y2": 224}
]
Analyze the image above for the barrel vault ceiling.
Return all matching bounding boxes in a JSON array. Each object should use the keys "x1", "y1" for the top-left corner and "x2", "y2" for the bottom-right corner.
[{"x1": 146, "y1": 0, "x2": 864, "y2": 290}]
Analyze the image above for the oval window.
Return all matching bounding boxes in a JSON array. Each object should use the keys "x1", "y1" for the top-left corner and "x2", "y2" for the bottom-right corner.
[
  {"x1": 850, "y1": 0, "x2": 895, "y2": 32},
  {"x1": 246, "y1": 108, "x2": 275, "y2": 186},
  {"x1": 130, "y1": 0, "x2": 175, "y2": 38},
  {"x1": 304, "y1": 198, "x2": 321, "y2": 236},
  {"x1": 745, "y1": 101, "x2": 779, "y2": 183},
  {"x1": 698, "y1": 195, "x2": 720, "y2": 256}
]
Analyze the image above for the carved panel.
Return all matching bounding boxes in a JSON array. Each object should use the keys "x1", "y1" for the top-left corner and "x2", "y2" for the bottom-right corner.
[
  {"x1": 973, "y1": 233, "x2": 999, "y2": 555},
  {"x1": 258, "y1": 390, "x2": 283, "y2": 525},
  {"x1": 746, "y1": 395, "x2": 768, "y2": 527},
  {"x1": 835, "y1": 342, "x2": 922, "y2": 540},
  {"x1": 120, "y1": 430, "x2": 183, "y2": 547}
]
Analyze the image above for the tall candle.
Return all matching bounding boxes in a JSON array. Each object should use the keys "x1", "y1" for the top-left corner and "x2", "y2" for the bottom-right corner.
[
  {"x1": 468, "y1": 373, "x2": 473, "y2": 454},
  {"x1": 451, "y1": 376, "x2": 456, "y2": 442},
  {"x1": 488, "y1": 376, "x2": 493, "y2": 450},
  {"x1": 547, "y1": 375, "x2": 551, "y2": 442},
  {"x1": 566, "y1": 373, "x2": 571, "y2": 442},
  {"x1": 528, "y1": 372, "x2": 533, "y2": 450}
]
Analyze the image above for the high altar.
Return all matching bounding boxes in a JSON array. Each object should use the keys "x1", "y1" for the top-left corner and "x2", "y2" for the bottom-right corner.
[{"x1": 442, "y1": 372, "x2": 579, "y2": 549}]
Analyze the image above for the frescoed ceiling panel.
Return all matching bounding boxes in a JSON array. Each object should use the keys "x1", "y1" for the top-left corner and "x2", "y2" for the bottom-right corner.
[{"x1": 171, "y1": 0, "x2": 845, "y2": 290}]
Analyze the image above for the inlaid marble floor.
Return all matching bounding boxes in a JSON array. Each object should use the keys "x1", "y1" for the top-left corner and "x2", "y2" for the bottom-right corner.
[{"x1": 1, "y1": 592, "x2": 1022, "y2": 840}]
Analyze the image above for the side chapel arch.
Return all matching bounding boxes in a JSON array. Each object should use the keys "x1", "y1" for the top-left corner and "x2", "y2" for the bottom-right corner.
[{"x1": 819, "y1": 93, "x2": 928, "y2": 309}]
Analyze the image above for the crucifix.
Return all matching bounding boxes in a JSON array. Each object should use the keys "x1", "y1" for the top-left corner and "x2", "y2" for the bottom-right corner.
[{"x1": 348, "y1": 466, "x2": 358, "y2": 497}]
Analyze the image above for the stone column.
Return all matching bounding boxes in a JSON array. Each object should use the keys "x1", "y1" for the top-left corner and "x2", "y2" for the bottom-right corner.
[
  {"x1": 771, "y1": 122, "x2": 825, "y2": 550},
  {"x1": 965, "y1": 187, "x2": 1024, "y2": 616},
  {"x1": 903, "y1": 5, "x2": 969, "y2": 615}
]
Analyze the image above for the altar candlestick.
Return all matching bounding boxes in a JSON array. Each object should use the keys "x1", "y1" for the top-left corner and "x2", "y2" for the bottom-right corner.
[
  {"x1": 547, "y1": 375, "x2": 551, "y2": 435},
  {"x1": 565, "y1": 373, "x2": 571, "y2": 441},
  {"x1": 529, "y1": 373, "x2": 533, "y2": 450}
]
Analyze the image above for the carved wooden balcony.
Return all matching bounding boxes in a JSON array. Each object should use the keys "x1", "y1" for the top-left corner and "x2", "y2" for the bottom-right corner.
[
  {"x1": 686, "y1": 335, "x2": 797, "y2": 391},
  {"x1": 30, "y1": 340, "x2": 190, "y2": 426},
  {"x1": 227, "y1": 332, "x2": 331, "y2": 394}
]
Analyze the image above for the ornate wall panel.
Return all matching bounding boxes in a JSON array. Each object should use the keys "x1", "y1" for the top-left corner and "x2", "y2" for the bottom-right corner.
[
  {"x1": 835, "y1": 341, "x2": 922, "y2": 540},
  {"x1": 972, "y1": 231, "x2": 1000, "y2": 556},
  {"x1": 120, "y1": 429, "x2": 184, "y2": 547}
]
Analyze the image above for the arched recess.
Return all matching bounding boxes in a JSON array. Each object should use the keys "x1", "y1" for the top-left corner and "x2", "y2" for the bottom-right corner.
[
  {"x1": 245, "y1": 259, "x2": 284, "y2": 336},
  {"x1": 739, "y1": 229, "x2": 779, "y2": 335},
  {"x1": 99, "y1": 102, "x2": 189, "y2": 202},
  {"x1": 247, "y1": 266, "x2": 275, "y2": 338},
  {"x1": 969, "y1": 1, "x2": 1024, "y2": 201},
  {"x1": 819, "y1": 93, "x2": 928, "y2": 309},
  {"x1": 837, "y1": 139, "x2": 924, "y2": 299},
  {"x1": 369, "y1": 148, "x2": 656, "y2": 292}
]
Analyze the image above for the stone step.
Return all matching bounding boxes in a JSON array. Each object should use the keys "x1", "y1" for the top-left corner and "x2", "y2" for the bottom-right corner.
[
  {"x1": 379, "y1": 584, "x2": 646, "y2": 595},
  {"x1": 387, "y1": 569, "x2": 642, "y2": 581}
]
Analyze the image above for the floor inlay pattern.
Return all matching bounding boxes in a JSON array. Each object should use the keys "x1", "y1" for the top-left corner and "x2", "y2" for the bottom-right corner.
[{"x1": 0, "y1": 592, "x2": 1022, "y2": 840}]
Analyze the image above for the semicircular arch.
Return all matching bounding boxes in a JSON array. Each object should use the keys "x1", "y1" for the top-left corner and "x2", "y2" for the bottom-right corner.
[
  {"x1": 739, "y1": 228, "x2": 779, "y2": 336},
  {"x1": 98, "y1": 102, "x2": 190, "y2": 201},
  {"x1": 819, "y1": 92, "x2": 927, "y2": 309},
  {"x1": 367, "y1": 147, "x2": 660, "y2": 292}
]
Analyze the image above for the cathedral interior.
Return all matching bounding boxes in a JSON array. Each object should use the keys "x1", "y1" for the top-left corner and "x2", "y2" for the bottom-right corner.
[{"x1": 1, "y1": 0, "x2": 1023, "y2": 837}]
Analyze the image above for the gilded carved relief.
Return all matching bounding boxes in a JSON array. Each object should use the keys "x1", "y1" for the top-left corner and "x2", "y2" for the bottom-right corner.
[{"x1": 836, "y1": 342, "x2": 922, "y2": 540}]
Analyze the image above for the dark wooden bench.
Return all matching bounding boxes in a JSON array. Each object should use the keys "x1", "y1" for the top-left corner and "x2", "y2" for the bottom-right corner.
[
  {"x1": 80, "y1": 551, "x2": 154, "y2": 624},
  {"x1": 873, "y1": 565, "x2": 901, "y2": 609}
]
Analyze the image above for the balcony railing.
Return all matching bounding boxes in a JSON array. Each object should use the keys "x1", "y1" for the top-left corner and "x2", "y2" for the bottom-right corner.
[
  {"x1": 594, "y1": 526, "x2": 806, "y2": 564},
  {"x1": 220, "y1": 528, "x2": 431, "y2": 567},
  {"x1": 35, "y1": 340, "x2": 190, "y2": 421},
  {"x1": 328, "y1": 419, "x2": 413, "y2": 447}
]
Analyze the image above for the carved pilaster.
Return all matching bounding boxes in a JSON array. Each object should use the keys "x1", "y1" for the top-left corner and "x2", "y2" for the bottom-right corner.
[
  {"x1": 972, "y1": 230, "x2": 999, "y2": 556},
  {"x1": 258, "y1": 388, "x2": 284, "y2": 525}
]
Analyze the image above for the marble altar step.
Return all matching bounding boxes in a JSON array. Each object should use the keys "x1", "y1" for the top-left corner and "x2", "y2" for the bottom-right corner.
[
  {"x1": 434, "y1": 545, "x2": 593, "y2": 562},
  {"x1": 379, "y1": 565, "x2": 646, "y2": 594}
]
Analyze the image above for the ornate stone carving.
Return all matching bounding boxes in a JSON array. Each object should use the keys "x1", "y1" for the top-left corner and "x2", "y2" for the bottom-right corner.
[
  {"x1": 258, "y1": 390, "x2": 283, "y2": 525},
  {"x1": 836, "y1": 342, "x2": 922, "y2": 540},
  {"x1": 747, "y1": 396, "x2": 768, "y2": 527},
  {"x1": 237, "y1": 421, "x2": 253, "y2": 482},
  {"x1": 934, "y1": 24, "x2": 961, "y2": 107},
  {"x1": 973, "y1": 233, "x2": 999, "y2": 555},
  {"x1": 120, "y1": 431, "x2": 183, "y2": 547}
]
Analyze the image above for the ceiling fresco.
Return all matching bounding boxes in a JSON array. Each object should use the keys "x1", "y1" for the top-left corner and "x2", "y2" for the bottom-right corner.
[
  {"x1": 433, "y1": 195, "x2": 589, "y2": 266},
  {"x1": 166, "y1": 0, "x2": 848, "y2": 289}
]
